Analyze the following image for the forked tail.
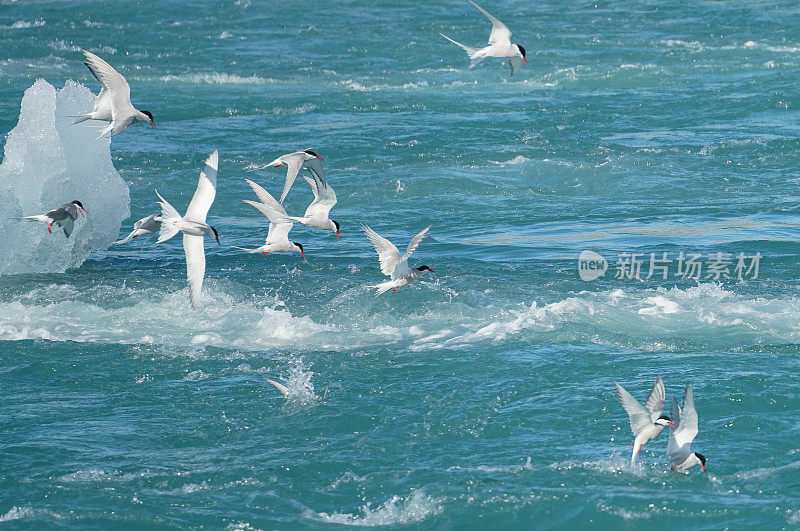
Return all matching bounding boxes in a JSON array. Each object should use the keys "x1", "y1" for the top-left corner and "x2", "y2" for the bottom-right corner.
[{"x1": 440, "y1": 33, "x2": 487, "y2": 68}]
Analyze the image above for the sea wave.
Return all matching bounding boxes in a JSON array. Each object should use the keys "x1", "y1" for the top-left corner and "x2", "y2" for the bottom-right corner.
[{"x1": 305, "y1": 490, "x2": 442, "y2": 526}]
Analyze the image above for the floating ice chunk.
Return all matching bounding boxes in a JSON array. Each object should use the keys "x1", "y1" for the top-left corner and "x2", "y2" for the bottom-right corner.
[{"x1": 0, "y1": 79, "x2": 129, "y2": 275}]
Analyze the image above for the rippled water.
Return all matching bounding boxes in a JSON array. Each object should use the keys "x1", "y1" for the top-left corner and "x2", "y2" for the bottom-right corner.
[{"x1": 2, "y1": 0, "x2": 800, "y2": 527}]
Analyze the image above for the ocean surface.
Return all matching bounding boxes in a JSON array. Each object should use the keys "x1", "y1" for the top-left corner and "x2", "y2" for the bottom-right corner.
[{"x1": 2, "y1": 0, "x2": 800, "y2": 528}]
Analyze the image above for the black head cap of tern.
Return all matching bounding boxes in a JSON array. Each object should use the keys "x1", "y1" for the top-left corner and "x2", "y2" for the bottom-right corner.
[
  {"x1": 696, "y1": 453, "x2": 707, "y2": 472},
  {"x1": 304, "y1": 149, "x2": 322, "y2": 159},
  {"x1": 71, "y1": 200, "x2": 85, "y2": 210},
  {"x1": 293, "y1": 242, "x2": 306, "y2": 259},
  {"x1": 516, "y1": 44, "x2": 527, "y2": 63},
  {"x1": 657, "y1": 414, "x2": 676, "y2": 429},
  {"x1": 210, "y1": 226, "x2": 220, "y2": 244},
  {"x1": 417, "y1": 265, "x2": 435, "y2": 273},
  {"x1": 141, "y1": 110, "x2": 156, "y2": 128}
]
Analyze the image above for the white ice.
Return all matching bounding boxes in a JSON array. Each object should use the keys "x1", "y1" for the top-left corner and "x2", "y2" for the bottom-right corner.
[{"x1": 0, "y1": 79, "x2": 129, "y2": 275}]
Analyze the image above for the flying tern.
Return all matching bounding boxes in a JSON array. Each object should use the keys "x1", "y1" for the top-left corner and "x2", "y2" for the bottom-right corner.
[
  {"x1": 75, "y1": 50, "x2": 155, "y2": 138},
  {"x1": 23, "y1": 200, "x2": 86, "y2": 238},
  {"x1": 264, "y1": 149, "x2": 325, "y2": 204},
  {"x1": 113, "y1": 213, "x2": 162, "y2": 244},
  {"x1": 286, "y1": 172, "x2": 339, "y2": 238},
  {"x1": 440, "y1": 0, "x2": 527, "y2": 75},
  {"x1": 362, "y1": 223, "x2": 434, "y2": 295},
  {"x1": 234, "y1": 179, "x2": 306, "y2": 258},
  {"x1": 156, "y1": 149, "x2": 220, "y2": 308}
]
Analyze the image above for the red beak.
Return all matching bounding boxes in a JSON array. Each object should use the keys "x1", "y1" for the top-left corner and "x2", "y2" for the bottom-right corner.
[
  {"x1": 701, "y1": 465, "x2": 707, "y2": 472},
  {"x1": 668, "y1": 421, "x2": 677, "y2": 429},
  {"x1": 523, "y1": 57, "x2": 527, "y2": 64},
  {"x1": 300, "y1": 249, "x2": 306, "y2": 259},
  {"x1": 150, "y1": 120, "x2": 156, "y2": 129},
  {"x1": 335, "y1": 230, "x2": 339, "y2": 239},
  {"x1": 429, "y1": 269, "x2": 436, "y2": 273},
  {"x1": 317, "y1": 156, "x2": 324, "y2": 160}
]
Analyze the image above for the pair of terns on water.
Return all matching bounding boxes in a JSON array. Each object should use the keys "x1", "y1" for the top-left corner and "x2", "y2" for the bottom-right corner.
[{"x1": 616, "y1": 376, "x2": 707, "y2": 472}]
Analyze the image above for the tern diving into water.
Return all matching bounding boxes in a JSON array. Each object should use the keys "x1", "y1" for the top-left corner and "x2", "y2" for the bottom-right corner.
[
  {"x1": 440, "y1": 0, "x2": 527, "y2": 76},
  {"x1": 615, "y1": 375, "x2": 676, "y2": 466},
  {"x1": 73, "y1": 49, "x2": 155, "y2": 138},
  {"x1": 23, "y1": 200, "x2": 86, "y2": 238},
  {"x1": 233, "y1": 179, "x2": 306, "y2": 258},
  {"x1": 668, "y1": 383, "x2": 707, "y2": 473},
  {"x1": 156, "y1": 149, "x2": 220, "y2": 309},
  {"x1": 113, "y1": 213, "x2": 162, "y2": 244},
  {"x1": 264, "y1": 149, "x2": 325, "y2": 204},
  {"x1": 286, "y1": 171, "x2": 339, "y2": 239},
  {"x1": 362, "y1": 224, "x2": 434, "y2": 295}
]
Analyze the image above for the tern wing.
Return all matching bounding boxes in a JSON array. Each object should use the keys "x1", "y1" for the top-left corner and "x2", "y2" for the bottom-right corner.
[
  {"x1": 401, "y1": 225, "x2": 432, "y2": 263},
  {"x1": 242, "y1": 200, "x2": 293, "y2": 244},
  {"x1": 362, "y1": 223, "x2": 401, "y2": 277},
  {"x1": 184, "y1": 149, "x2": 218, "y2": 223},
  {"x1": 615, "y1": 382, "x2": 652, "y2": 436},
  {"x1": 82, "y1": 50, "x2": 134, "y2": 120},
  {"x1": 305, "y1": 157, "x2": 326, "y2": 187},
  {"x1": 244, "y1": 178, "x2": 286, "y2": 215},
  {"x1": 509, "y1": 55, "x2": 525, "y2": 76},
  {"x1": 301, "y1": 173, "x2": 336, "y2": 219},
  {"x1": 92, "y1": 87, "x2": 113, "y2": 117},
  {"x1": 183, "y1": 234, "x2": 206, "y2": 309},
  {"x1": 644, "y1": 374, "x2": 666, "y2": 422},
  {"x1": 277, "y1": 152, "x2": 304, "y2": 204},
  {"x1": 155, "y1": 190, "x2": 181, "y2": 220},
  {"x1": 58, "y1": 216, "x2": 75, "y2": 238},
  {"x1": 668, "y1": 384, "x2": 698, "y2": 465},
  {"x1": 267, "y1": 379, "x2": 290, "y2": 397},
  {"x1": 468, "y1": 0, "x2": 512, "y2": 45},
  {"x1": 155, "y1": 191, "x2": 181, "y2": 243}
]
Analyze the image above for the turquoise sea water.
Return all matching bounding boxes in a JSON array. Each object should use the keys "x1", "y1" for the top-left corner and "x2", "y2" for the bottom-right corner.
[{"x1": 3, "y1": 0, "x2": 800, "y2": 527}]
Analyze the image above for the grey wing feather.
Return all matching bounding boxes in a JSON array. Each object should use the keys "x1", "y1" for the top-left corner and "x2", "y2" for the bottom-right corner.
[
  {"x1": 644, "y1": 374, "x2": 666, "y2": 422},
  {"x1": 58, "y1": 216, "x2": 75, "y2": 238},
  {"x1": 401, "y1": 225, "x2": 432, "y2": 262},
  {"x1": 509, "y1": 56, "x2": 524, "y2": 76},
  {"x1": 615, "y1": 382, "x2": 652, "y2": 436},
  {"x1": 305, "y1": 157, "x2": 326, "y2": 187}
]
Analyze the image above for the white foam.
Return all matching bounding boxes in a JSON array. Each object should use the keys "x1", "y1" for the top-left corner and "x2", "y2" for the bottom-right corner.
[
  {"x1": 158, "y1": 73, "x2": 277, "y2": 85},
  {"x1": 0, "y1": 506, "x2": 35, "y2": 522},
  {"x1": 0, "y1": 79, "x2": 130, "y2": 276},
  {"x1": 306, "y1": 490, "x2": 442, "y2": 526},
  {"x1": 1, "y1": 19, "x2": 45, "y2": 29},
  {"x1": 0, "y1": 284, "x2": 334, "y2": 351},
  {"x1": 492, "y1": 155, "x2": 531, "y2": 166}
]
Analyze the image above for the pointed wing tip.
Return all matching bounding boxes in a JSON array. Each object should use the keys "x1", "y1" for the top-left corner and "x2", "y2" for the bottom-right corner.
[{"x1": 206, "y1": 149, "x2": 219, "y2": 170}]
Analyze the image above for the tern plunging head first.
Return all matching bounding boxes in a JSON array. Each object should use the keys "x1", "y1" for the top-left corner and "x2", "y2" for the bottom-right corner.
[
  {"x1": 140, "y1": 110, "x2": 155, "y2": 128},
  {"x1": 695, "y1": 453, "x2": 707, "y2": 472},
  {"x1": 332, "y1": 220, "x2": 340, "y2": 239}
]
